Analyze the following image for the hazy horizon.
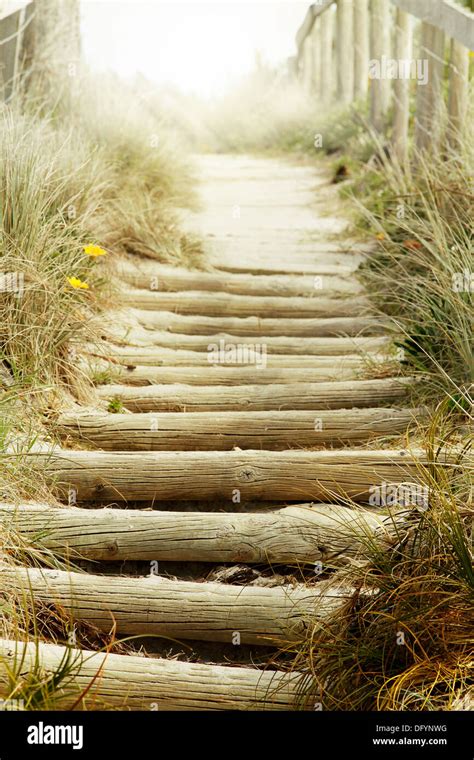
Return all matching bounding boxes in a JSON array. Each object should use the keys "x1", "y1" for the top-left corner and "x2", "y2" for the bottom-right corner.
[{"x1": 80, "y1": 0, "x2": 308, "y2": 97}]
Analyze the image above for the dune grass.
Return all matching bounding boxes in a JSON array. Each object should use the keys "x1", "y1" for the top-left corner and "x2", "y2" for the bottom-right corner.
[
  {"x1": 0, "y1": 110, "x2": 108, "y2": 395},
  {"x1": 283, "y1": 423, "x2": 473, "y2": 711},
  {"x1": 59, "y1": 74, "x2": 203, "y2": 265},
  {"x1": 0, "y1": 66, "x2": 203, "y2": 432},
  {"x1": 188, "y1": 66, "x2": 324, "y2": 155},
  {"x1": 0, "y1": 61, "x2": 204, "y2": 692},
  {"x1": 352, "y1": 129, "x2": 473, "y2": 412}
]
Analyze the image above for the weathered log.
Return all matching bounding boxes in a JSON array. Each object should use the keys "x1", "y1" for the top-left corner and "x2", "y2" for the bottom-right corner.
[
  {"x1": 96, "y1": 378, "x2": 411, "y2": 413},
  {"x1": 104, "y1": 363, "x2": 371, "y2": 385},
  {"x1": 0, "y1": 502, "x2": 399, "y2": 563},
  {"x1": 116, "y1": 262, "x2": 363, "y2": 296},
  {"x1": 95, "y1": 345, "x2": 385, "y2": 369},
  {"x1": 206, "y1": 251, "x2": 363, "y2": 275},
  {"x1": 33, "y1": 448, "x2": 425, "y2": 502},
  {"x1": 4, "y1": 567, "x2": 349, "y2": 644},
  {"x1": 0, "y1": 638, "x2": 302, "y2": 710},
  {"x1": 103, "y1": 329, "x2": 391, "y2": 357},
  {"x1": 121, "y1": 290, "x2": 370, "y2": 318},
  {"x1": 58, "y1": 407, "x2": 419, "y2": 451},
  {"x1": 131, "y1": 309, "x2": 390, "y2": 337}
]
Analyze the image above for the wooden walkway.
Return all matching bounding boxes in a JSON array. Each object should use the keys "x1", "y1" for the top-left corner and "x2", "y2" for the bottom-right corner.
[{"x1": 1, "y1": 155, "x2": 421, "y2": 710}]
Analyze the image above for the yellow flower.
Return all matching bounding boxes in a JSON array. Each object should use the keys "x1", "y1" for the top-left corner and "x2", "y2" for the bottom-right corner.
[
  {"x1": 67, "y1": 276, "x2": 89, "y2": 290},
  {"x1": 375, "y1": 232, "x2": 386, "y2": 241},
  {"x1": 83, "y1": 244, "x2": 107, "y2": 257}
]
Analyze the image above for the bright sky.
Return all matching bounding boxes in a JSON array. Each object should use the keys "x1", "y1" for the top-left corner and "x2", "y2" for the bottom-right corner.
[{"x1": 80, "y1": 0, "x2": 308, "y2": 97}]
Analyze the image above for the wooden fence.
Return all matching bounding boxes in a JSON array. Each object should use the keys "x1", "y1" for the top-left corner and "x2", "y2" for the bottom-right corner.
[
  {"x1": 295, "y1": 0, "x2": 474, "y2": 160},
  {"x1": 0, "y1": 0, "x2": 81, "y2": 102},
  {"x1": 0, "y1": 0, "x2": 33, "y2": 101}
]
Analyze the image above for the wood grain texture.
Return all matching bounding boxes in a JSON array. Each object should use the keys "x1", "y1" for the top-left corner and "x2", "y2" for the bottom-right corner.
[
  {"x1": 0, "y1": 639, "x2": 301, "y2": 710},
  {"x1": 205, "y1": 253, "x2": 362, "y2": 276},
  {"x1": 390, "y1": 0, "x2": 474, "y2": 51},
  {"x1": 131, "y1": 309, "x2": 389, "y2": 337},
  {"x1": 447, "y1": 38, "x2": 469, "y2": 149},
  {"x1": 105, "y1": 363, "x2": 371, "y2": 385},
  {"x1": 104, "y1": 329, "x2": 391, "y2": 357},
  {"x1": 96, "y1": 345, "x2": 383, "y2": 368},
  {"x1": 33, "y1": 448, "x2": 425, "y2": 502},
  {"x1": 117, "y1": 261, "x2": 363, "y2": 296},
  {"x1": 96, "y1": 378, "x2": 411, "y2": 412},
  {"x1": 58, "y1": 407, "x2": 419, "y2": 451},
  {"x1": 392, "y1": 8, "x2": 413, "y2": 162},
  {"x1": 121, "y1": 289, "x2": 371, "y2": 318},
  {"x1": 370, "y1": 0, "x2": 391, "y2": 129},
  {"x1": 5, "y1": 567, "x2": 350, "y2": 644},
  {"x1": 0, "y1": 502, "x2": 400, "y2": 563}
]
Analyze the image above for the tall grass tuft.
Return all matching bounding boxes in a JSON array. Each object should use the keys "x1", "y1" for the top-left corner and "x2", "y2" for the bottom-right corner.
[
  {"x1": 1, "y1": 62, "x2": 204, "y2": 684},
  {"x1": 0, "y1": 110, "x2": 109, "y2": 396},
  {"x1": 354, "y1": 126, "x2": 473, "y2": 410},
  {"x1": 284, "y1": 425, "x2": 473, "y2": 711},
  {"x1": 24, "y1": 71, "x2": 203, "y2": 265}
]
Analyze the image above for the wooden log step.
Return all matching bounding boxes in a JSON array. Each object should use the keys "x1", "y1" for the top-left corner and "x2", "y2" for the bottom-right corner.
[
  {"x1": 204, "y1": 237, "x2": 368, "y2": 257},
  {"x1": 105, "y1": 330, "x2": 391, "y2": 357},
  {"x1": 0, "y1": 638, "x2": 301, "y2": 710},
  {"x1": 0, "y1": 503, "x2": 398, "y2": 563},
  {"x1": 132, "y1": 310, "x2": 389, "y2": 337},
  {"x1": 33, "y1": 448, "x2": 425, "y2": 502},
  {"x1": 105, "y1": 364, "x2": 370, "y2": 385},
  {"x1": 207, "y1": 253, "x2": 362, "y2": 276},
  {"x1": 58, "y1": 408, "x2": 419, "y2": 451},
  {"x1": 97, "y1": 378, "x2": 411, "y2": 413},
  {"x1": 117, "y1": 262, "x2": 363, "y2": 296},
  {"x1": 4, "y1": 567, "x2": 349, "y2": 645},
  {"x1": 207, "y1": 260, "x2": 356, "y2": 277},
  {"x1": 121, "y1": 290, "x2": 370, "y2": 318},
  {"x1": 97, "y1": 345, "x2": 385, "y2": 369}
]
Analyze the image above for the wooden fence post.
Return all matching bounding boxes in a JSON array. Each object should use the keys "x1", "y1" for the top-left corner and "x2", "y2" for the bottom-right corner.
[
  {"x1": 392, "y1": 8, "x2": 413, "y2": 162},
  {"x1": 302, "y1": 33, "x2": 315, "y2": 92},
  {"x1": 415, "y1": 22, "x2": 445, "y2": 152},
  {"x1": 414, "y1": 22, "x2": 433, "y2": 151},
  {"x1": 447, "y1": 38, "x2": 469, "y2": 150},
  {"x1": 12, "y1": 5, "x2": 26, "y2": 96},
  {"x1": 353, "y1": 0, "x2": 369, "y2": 100},
  {"x1": 370, "y1": 0, "x2": 391, "y2": 130},
  {"x1": 0, "y1": 7, "x2": 23, "y2": 101},
  {"x1": 312, "y1": 16, "x2": 322, "y2": 99},
  {"x1": 428, "y1": 27, "x2": 446, "y2": 150},
  {"x1": 337, "y1": 0, "x2": 354, "y2": 104},
  {"x1": 320, "y1": 7, "x2": 335, "y2": 103}
]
